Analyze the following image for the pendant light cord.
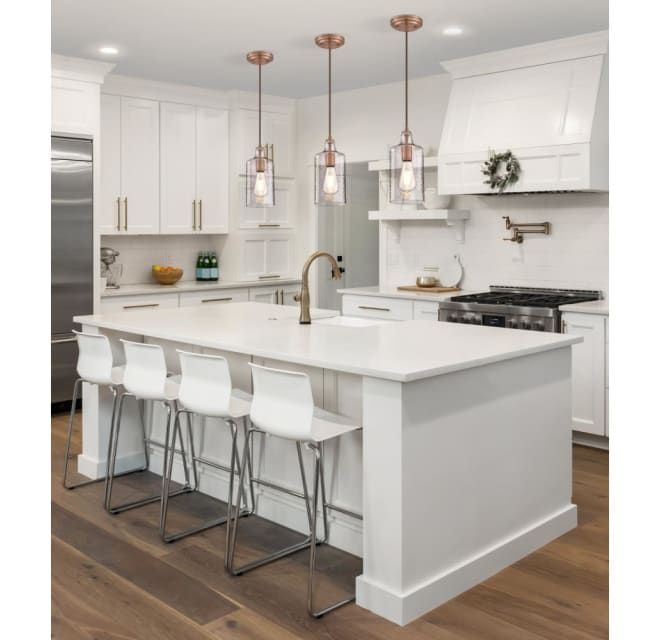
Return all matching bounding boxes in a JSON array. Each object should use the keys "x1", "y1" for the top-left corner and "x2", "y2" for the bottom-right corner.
[
  {"x1": 404, "y1": 31, "x2": 409, "y2": 132},
  {"x1": 328, "y1": 47, "x2": 332, "y2": 140},
  {"x1": 258, "y1": 63, "x2": 262, "y2": 147}
]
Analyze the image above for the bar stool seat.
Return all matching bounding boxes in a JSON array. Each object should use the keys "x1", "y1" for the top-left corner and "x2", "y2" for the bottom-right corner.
[
  {"x1": 159, "y1": 350, "x2": 256, "y2": 543},
  {"x1": 226, "y1": 362, "x2": 361, "y2": 619}
]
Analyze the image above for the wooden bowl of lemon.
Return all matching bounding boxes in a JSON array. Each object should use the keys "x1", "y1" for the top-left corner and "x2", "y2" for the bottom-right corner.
[{"x1": 152, "y1": 265, "x2": 183, "y2": 285}]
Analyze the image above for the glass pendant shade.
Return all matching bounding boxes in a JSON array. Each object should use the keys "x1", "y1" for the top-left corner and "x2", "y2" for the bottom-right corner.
[
  {"x1": 315, "y1": 139, "x2": 346, "y2": 205},
  {"x1": 246, "y1": 146, "x2": 274, "y2": 207},
  {"x1": 389, "y1": 131, "x2": 424, "y2": 203}
]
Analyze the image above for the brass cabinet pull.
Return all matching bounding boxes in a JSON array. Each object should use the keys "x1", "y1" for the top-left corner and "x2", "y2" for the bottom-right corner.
[
  {"x1": 199, "y1": 199, "x2": 202, "y2": 230},
  {"x1": 258, "y1": 223, "x2": 280, "y2": 228},
  {"x1": 201, "y1": 297, "x2": 232, "y2": 303},
  {"x1": 270, "y1": 143, "x2": 274, "y2": 165},
  {"x1": 358, "y1": 305, "x2": 391, "y2": 312},
  {"x1": 116, "y1": 197, "x2": 121, "y2": 231},
  {"x1": 562, "y1": 320, "x2": 567, "y2": 333},
  {"x1": 123, "y1": 197, "x2": 128, "y2": 231},
  {"x1": 123, "y1": 303, "x2": 159, "y2": 310},
  {"x1": 258, "y1": 274, "x2": 280, "y2": 280},
  {"x1": 192, "y1": 200, "x2": 197, "y2": 230}
]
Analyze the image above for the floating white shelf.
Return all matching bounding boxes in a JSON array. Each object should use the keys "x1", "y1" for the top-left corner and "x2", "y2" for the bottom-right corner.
[
  {"x1": 368, "y1": 209, "x2": 469, "y2": 222},
  {"x1": 368, "y1": 209, "x2": 470, "y2": 242},
  {"x1": 368, "y1": 156, "x2": 439, "y2": 172}
]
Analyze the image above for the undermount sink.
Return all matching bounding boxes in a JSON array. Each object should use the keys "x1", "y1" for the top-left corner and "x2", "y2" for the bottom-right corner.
[{"x1": 314, "y1": 315, "x2": 389, "y2": 328}]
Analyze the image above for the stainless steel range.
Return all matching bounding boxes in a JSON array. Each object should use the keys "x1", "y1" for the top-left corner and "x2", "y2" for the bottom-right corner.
[{"x1": 438, "y1": 285, "x2": 602, "y2": 332}]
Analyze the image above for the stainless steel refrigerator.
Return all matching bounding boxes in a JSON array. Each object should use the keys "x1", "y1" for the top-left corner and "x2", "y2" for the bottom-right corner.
[{"x1": 51, "y1": 136, "x2": 93, "y2": 407}]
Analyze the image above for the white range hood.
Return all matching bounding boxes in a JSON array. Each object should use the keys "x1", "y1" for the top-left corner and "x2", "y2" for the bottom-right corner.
[{"x1": 437, "y1": 31, "x2": 608, "y2": 195}]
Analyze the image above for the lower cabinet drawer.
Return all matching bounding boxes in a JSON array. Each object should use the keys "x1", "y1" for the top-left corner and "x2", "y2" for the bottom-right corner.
[
  {"x1": 413, "y1": 301, "x2": 440, "y2": 321},
  {"x1": 342, "y1": 295, "x2": 413, "y2": 321},
  {"x1": 100, "y1": 293, "x2": 179, "y2": 313},
  {"x1": 179, "y1": 288, "x2": 249, "y2": 307}
]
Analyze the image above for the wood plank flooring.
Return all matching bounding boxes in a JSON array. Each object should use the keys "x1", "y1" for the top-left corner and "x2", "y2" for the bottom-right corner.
[{"x1": 51, "y1": 412, "x2": 608, "y2": 639}]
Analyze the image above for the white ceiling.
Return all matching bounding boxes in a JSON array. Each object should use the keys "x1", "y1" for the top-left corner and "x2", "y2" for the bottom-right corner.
[{"x1": 52, "y1": 0, "x2": 608, "y2": 98}]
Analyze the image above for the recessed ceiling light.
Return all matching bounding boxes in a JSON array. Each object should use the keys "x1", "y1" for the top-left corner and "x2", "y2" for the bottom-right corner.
[
  {"x1": 442, "y1": 26, "x2": 463, "y2": 36},
  {"x1": 99, "y1": 46, "x2": 119, "y2": 55}
]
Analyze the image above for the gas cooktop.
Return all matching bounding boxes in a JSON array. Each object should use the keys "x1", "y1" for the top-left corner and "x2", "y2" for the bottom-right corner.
[{"x1": 449, "y1": 289, "x2": 598, "y2": 309}]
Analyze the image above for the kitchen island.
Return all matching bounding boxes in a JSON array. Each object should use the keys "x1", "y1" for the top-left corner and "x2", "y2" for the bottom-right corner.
[{"x1": 74, "y1": 301, "x2": 581, "y2": 625}]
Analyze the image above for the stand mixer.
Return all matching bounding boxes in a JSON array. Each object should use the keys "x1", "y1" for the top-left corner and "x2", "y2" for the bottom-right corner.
[{"x1": 100, "y1": 247, "x2": 122, "y2": 289}]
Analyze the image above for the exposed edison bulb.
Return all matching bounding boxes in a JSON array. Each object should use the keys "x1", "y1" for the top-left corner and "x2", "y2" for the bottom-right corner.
[
  {"x1": 322, "y1": 166, "x2": 339, "y2": 195},
  {"x1": 399, "y1": 160, "x2": 416, "y2": 193},
  {"x1": 253, "y1": 171, "x2": 268, "y2": 198}
]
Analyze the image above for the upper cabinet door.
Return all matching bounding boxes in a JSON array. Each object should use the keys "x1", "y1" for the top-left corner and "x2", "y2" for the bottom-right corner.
[
  {"x1": 99, "y1": 94, "x2": 122, "y2": 234},
  {"x1": 160, "y1": 102, "x2": 196, "y2": 234},
  {"x1": 196, "y1": 107, "x2": 229, "y2": 234},
  {"x1": 120, "y1": 97, "x2": 160, "y2": 234}
]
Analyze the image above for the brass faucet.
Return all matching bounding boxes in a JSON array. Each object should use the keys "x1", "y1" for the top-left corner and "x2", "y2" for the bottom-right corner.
[{"x1": 294, "y1": 251, "x2": 342, "y2": 324}]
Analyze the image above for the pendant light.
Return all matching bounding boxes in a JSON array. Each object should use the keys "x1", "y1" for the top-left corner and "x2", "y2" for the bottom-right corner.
[
  {"x1": 314, "y1": 34, "x2": 346, "y2": 206},
  {"x1": 246, "y1": 50, "x2": 275, "y2": 208},
  {"x1": 389, "y1": 15, "x2": 424, "y2": 204}
]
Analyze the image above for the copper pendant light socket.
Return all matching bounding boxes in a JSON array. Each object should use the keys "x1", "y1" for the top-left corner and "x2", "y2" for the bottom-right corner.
[
  {"x1": 390, "y1": 14, "x2": 423, "y2": 32},
  {"x1": 246, "y1": 50, "x2": 274, "y2": 65},
  {"x1": 315, "y1": 33, "x2": 345, "y2": 50}
]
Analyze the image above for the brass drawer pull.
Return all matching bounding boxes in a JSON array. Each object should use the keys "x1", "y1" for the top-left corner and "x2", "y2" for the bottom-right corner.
[
  {"x1": 122, "y1": 303, "x2": 159, "y2": 309},
  {"x1": 199, "y1": 199, "x2": 203, "y2": 230},
  {"x1": 258, "y1": 223, "x2": 280, "y2": 228},
  {"x1": 358, "y1": 305, "x2": 390, "y2": 312},
  {"x1": 192, "y1": 200, "x2": 197, "y2": 230},
  {"x1": 201, "y1": 297, "x2": 232, "y2": 303},
  {"x1": 258, "y1": 274, "x2": 280, "y2": 280},
  {"x1": 123, "y1": 197, "x2": 128, "y2": 231},
  {"x1": 116, "y1": 197, "x2": 121, "y2": 231}
]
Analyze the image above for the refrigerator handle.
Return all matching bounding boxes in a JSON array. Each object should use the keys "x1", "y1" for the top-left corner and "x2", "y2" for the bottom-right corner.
[{"x1": 51, "y1": 336, "x2": 77, "y2": 344}]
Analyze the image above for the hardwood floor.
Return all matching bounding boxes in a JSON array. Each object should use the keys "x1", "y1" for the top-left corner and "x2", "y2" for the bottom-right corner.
[{"x1": 51, "y1": 412, "x2": 608, "y2": 639}]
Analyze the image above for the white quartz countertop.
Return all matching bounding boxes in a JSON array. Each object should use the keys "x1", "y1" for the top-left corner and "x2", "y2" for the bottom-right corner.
[
  {"x1": 558, "y1": 300, "x2": 609, "y2": 315},
  {"x1": 75, "y1": 302, "x2": 581, "y2": 383},
  {"x1": 101, "y1": 278, "x2": 301, "y2": 298},
  {"x1": 337, "y1": 285, "x2": 473, "y2": 302}
]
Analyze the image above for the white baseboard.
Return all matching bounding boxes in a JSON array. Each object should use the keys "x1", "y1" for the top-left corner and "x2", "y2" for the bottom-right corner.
[
  {"x1": 76, "y1": 450, "x2": 146, "y2": 479},
  {"x1": 148, "y1": 448, "x2": 363, "y2": 557},
  {"x1": 572, "y1": 431, "x2": 609, "y2": 450},
  {"x1": 356, "y1": 504, "x2": 577, "y2": 626}
]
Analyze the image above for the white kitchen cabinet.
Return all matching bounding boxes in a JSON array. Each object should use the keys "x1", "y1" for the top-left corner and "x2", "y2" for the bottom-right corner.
[
  {"x1": 248, "y1": 283, "x2": 300, "y2": 305},
  {"x1": 414, "y1": 301, "x2": 440, "y2": 321},
  {"x1": 52, "y1": 77, "x2": 99, "y2": 136},
  {"x1": 100, "y1": 293, "x2": 179, "y2": 314},
  {"x1": 343, "y1": 295, "x2": 414, "y2": 321},
  {"x1": 100, "y1": 95, "x2": 160, "y2": 234},
  {"x1": 160, "y1": 102, "x2": 197, "y2": 234},
  {"x1": 179, "y1": 287, "x2": 248, "y2": 307},
  {"x1": 160, "y1": 103, "x2": 229, "y2": 234},
  {"x1": 242, "y1": 234, "x2": 291, "y2": 280},
  {"x1": 562, "y1": 312, "x2": 607, "y2": 436},
  {"x1": 239, "y1": 179, "x2": 294, "y2": 229},
  {"x1": 195, "y1": 107, "x2": 229, "y2": 234},
  {"x1": 237, "y1": 109, "x2": 295, "y2": 177}
]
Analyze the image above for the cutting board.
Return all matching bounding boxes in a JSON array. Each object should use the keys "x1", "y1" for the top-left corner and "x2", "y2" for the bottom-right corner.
[{"x1": 397, "y1": 285, "x2": 461, "y2": 293}]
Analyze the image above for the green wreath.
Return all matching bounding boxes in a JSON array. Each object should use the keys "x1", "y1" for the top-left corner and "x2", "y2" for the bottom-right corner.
[{"x1": 481, "y1": 150, "x2": 521, "y2": 193}]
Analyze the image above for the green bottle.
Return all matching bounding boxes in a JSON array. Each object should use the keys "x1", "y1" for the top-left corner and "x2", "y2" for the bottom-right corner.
[
  {"x1": 210, "y1": 252, "x2": 219, "y2": 281},
  {"x1": 196, "y1": 252, "x2": 204, "y2": 281},
  {"x1": 202, "y1": 252, "x2": 211, "y2": 281}
]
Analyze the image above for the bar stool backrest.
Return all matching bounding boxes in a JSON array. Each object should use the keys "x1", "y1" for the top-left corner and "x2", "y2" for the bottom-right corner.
[
  {"x1": 177, "y1": 350, "x2": 233, "y2": 417},
  {"x1": 74, "y1": 330, "x2": 114, "y2": 385},
  {"x1": 121, "y1": 339, "x2": 168, "y2": 400},
  {"x1": 249, "y1": 362, "x2": 314, "y2": 441}
]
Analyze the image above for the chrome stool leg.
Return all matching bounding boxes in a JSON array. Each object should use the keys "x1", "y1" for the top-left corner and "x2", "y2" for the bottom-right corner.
[
  {"x1": 307, "y1": 443, "x2": 355, "y2": 618},
  {"x1": 159, "y1": 412, "x2": 253, "y2": 543},
  {"x1": 106, "y1": 395, "x2": 191, "y2": 515},
  {"x1": 226, "y1": 429, "x2": 317, "y2": 575}
]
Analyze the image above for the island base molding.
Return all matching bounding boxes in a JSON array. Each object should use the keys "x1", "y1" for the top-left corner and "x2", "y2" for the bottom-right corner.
[{"x1": 356, "y1": 504, "x2": 577, "y2": 626}]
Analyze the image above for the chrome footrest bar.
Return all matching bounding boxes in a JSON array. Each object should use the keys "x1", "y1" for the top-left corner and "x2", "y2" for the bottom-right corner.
[
  {"x1": 230, "y1": 537, "x2": 315, "y2": 576},
  {"x1": 108, "y1": 486, "x2": 191, "y2": 515}
]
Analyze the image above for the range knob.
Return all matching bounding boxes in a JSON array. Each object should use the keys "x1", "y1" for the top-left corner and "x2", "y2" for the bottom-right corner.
[
  {"x1": 508, "y1": 319, "x2": 518, "y2": 329},
  {"x1": 459, "y1": 316, "x2": 469, "y2": 323},
  {"x1": 521, "y1": 320, "x2": 531, "y2": 330},
  {"x1": 533, "y1": 321, "x2": 545, "y2": 332},
  {"x1": 471, "y1": 316, "x2": 481, "y2": 325},
  {"x1": 448, "y1": 314, "x2": 457, "y2": 323}
]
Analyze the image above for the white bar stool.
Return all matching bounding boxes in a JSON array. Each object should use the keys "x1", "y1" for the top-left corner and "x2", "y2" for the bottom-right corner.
[
  {"x1": 105, "y1": 339, "x2": 192, "y2": 515},
  {"x1": 159, "y1": 350, "x2": 256, "y2": 543},
  {"x1": 63, "y1": 330, "x2": 148, "y2": 490},
  {"x1": 226, "y1": 362, "x2": 362, "y2": 619}
]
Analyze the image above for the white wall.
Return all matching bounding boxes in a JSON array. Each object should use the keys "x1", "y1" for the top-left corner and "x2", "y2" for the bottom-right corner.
[{"x1": 296, "y1": 73, "x2": 609, "y2": 297}]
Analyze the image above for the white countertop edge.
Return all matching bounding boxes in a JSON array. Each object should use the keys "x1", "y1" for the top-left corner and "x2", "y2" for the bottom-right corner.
[
  {"x1": 337, "y1": 286, "x2": 468, "y2": 302},
  {"x1": 74, "y1": 313, "x2": 582, "y2": 383},
  {"x1": 101, "y1": 278, "x2": 302, "y2": 298},
  {"x1": 558, "y1": 300, "x2": 609, "y2": 315}
]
